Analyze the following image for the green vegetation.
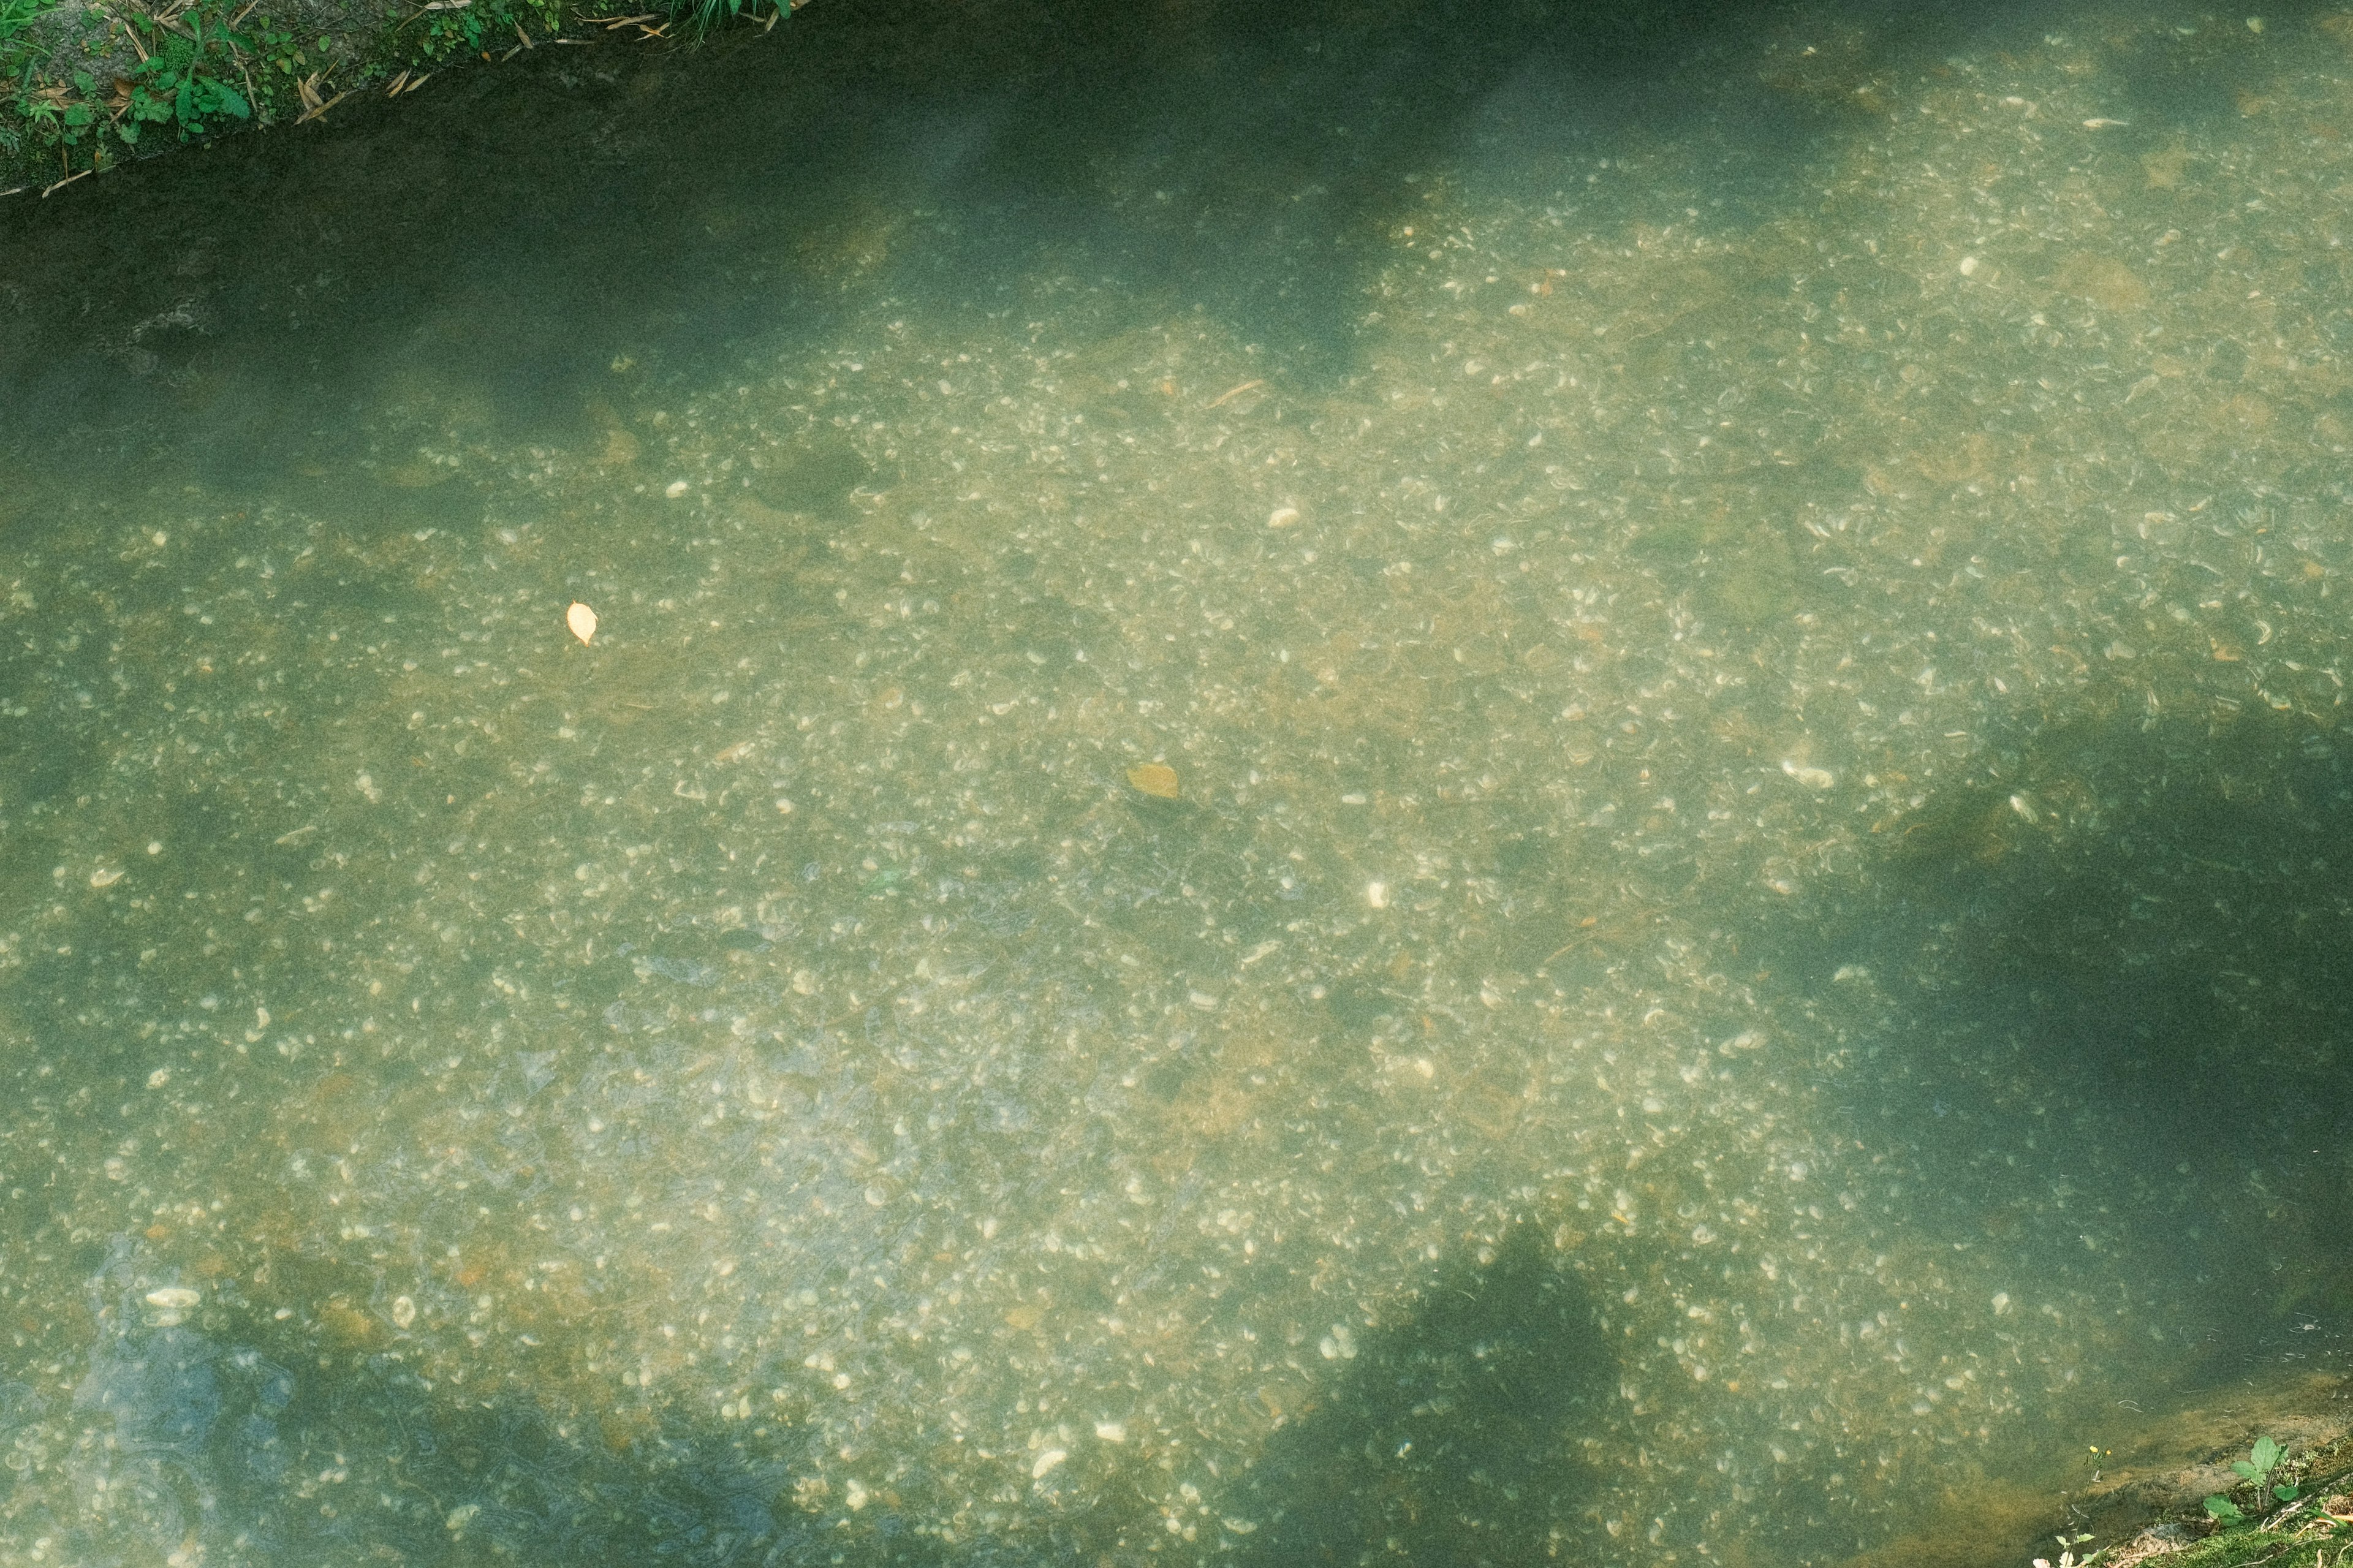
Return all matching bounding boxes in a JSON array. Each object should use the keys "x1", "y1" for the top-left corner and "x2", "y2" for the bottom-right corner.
[
  {"x1": 2205, "y1": 1434, "x2": 2298, "y2": 1526},
  {"x1": 2, "y1": 0, "x2": 792, "y2": 194},
  {"x1": 681, "y1": 0, "x2": 770, "y2": 40},
  {"x1": 2158, "y1": 1507, "x2": 2353, "y2": 1568},
  {"x1": 1, "y1": 0, "x2": 61, "y2": 160},
  {"x1": 0, "y1": 0, "x2": 60, "y2": 48},
  {"x1": 119, "y1": 2, "x2": 254, "y2": 141},
  {"x1": 2034, "y1": 1530, "x2": 2097, "y2": 1568},
  {"x1": 2031, "y1": 1433, "x2": 2353, "y2": 1568},
  {"x1": 3, "y1": 0, "x2": 279, "y2": 178},
  {"x1": 0, "y1": 0, "x2": 59, "y2": 52},
  {"x1": 403, "y1": 0, "x2": 563, "y2": 64},
  {"x1": 2153, "y1": 1434, "x2": 2353, "y2": 1568}
]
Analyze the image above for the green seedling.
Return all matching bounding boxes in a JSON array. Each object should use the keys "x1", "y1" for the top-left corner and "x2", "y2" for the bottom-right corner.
[
  {"x1": 2235, "y1": 1434, "x2": 2300, "y2": 1501},
  {"x1": 2206, "y1": 1436, "x2": 2298, "y2": 1526}
]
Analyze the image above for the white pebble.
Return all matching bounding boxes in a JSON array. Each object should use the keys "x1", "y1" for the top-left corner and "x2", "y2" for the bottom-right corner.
[
  {"x1": 1031, "y1": 1448, "x2": 1067, "y2": 1479},
  {"x1": 665, "y1": 480, "x2": 691, "y2": 498}
]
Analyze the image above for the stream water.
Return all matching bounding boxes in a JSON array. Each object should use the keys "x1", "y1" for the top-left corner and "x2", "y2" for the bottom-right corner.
[{"x1": 6, "y1": 1, "x2": 2353, "y2": 1564}]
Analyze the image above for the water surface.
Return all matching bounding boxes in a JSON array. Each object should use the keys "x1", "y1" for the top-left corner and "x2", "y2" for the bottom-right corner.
[{"x1": 6, "y1": 2, "x2": 2353, "y2": 1564}]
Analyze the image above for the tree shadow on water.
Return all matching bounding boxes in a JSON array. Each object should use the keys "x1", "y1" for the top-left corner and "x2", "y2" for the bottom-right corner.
[
  {"x1": 4, "y1": 0, "x2": 2090, "y2": 468},
  {"x1": 1226, "y1": 1225, "x2": 1615, "y2": 1567},
  {"x1": 1784, "y1": 699, "x2": 2353, "y2": 1333},
  {"x1": 48, "y1": 1238, "x2": 933, "y2": 1567},
  {"x1": 43, "y1": 1224, "x2": 1613, "y2": 1566}
]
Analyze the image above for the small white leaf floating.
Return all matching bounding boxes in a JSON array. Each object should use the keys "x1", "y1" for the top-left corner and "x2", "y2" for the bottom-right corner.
[{"x1": 567, "y1": 602, "x2": 597, "y2": 645}]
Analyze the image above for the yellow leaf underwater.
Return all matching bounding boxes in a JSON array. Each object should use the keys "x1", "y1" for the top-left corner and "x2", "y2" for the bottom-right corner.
[
  {"x1": 1126, "y1": 762, "x2": 1180, "y2": 798},
  {"x1": 567, "y1": 602, "x2": 598, "y2": 645}
]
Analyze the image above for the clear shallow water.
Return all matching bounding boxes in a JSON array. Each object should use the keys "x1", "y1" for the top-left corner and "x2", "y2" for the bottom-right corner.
[{"x1": 5, "y1": 1, "x2": 2353, "y2": 1563}]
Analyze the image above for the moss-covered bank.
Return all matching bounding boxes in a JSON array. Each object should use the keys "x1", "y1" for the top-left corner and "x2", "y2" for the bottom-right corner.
[
  {"x1": 2092, "y1": 1418, "x2": 2353, "y2": 1568},
  {"x1": 0, "y1": 0, "x2": 790, "y2": 197}
]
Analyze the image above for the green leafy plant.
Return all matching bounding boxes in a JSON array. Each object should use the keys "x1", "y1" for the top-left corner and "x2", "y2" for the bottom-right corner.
[
  {"x1": 2239, "y1": 1435, "x2": 2298, "y2": 1498},
  {"x1": 2207, "y1": 1436, "x2": 2299, "y2": 1527},
  {"x1": 123, "y1": 2, "x2": 254, "y2": 140}
]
